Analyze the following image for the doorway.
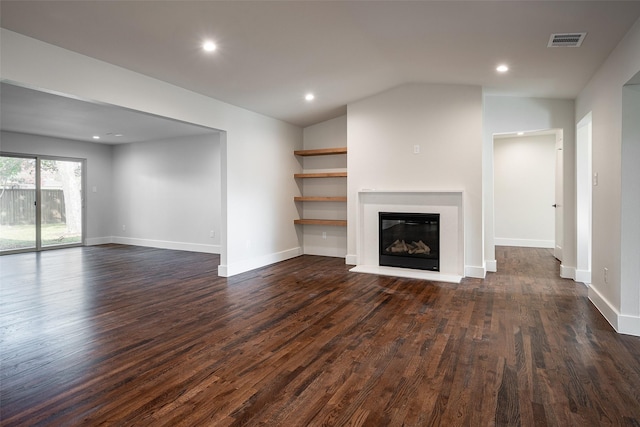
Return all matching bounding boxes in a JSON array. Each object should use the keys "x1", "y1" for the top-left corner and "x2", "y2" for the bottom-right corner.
[
  {"x1": 0, "y1": 153, "x2": 85, "y2": 253},
  {"x1": 621, "y1": 74, "x2": 640, "y2": 316},
  {"x1": 493, "y1": 130, "x2": 559, "y2": 251}
]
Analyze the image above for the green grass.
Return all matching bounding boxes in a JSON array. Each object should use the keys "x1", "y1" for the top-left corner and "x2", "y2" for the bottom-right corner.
[{"x1": 0, "y1": 223, "x2": 81, "y2": 251}]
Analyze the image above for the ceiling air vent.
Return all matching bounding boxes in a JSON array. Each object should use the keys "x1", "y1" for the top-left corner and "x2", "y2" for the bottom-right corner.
[{"x1": 548, "y1": 32, "x2": 587, "y2": 48}]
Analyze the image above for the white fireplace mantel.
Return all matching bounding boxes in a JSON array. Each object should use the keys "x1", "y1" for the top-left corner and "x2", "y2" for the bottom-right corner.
[{"x1": 350, "y1": 190, "x2": 465, "y2": 283}]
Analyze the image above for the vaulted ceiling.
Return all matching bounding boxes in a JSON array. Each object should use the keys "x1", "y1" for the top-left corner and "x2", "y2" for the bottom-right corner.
[{"x1": 2, "y1": 1, "x2": 640, "y2": 128}]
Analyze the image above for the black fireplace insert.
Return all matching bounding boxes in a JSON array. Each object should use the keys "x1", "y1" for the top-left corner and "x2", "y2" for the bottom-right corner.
[{"x1": 379, "y1": 212, "x2": 440, "y2": 271}]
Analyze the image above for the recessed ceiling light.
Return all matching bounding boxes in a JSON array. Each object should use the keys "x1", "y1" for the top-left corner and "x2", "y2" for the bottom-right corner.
[
  {"x1": 92, "y1": 135, "x2": 100, "y2": 140},
  {"x1": 517, "y1": 132, "x2": 524, "y2": 136},
  {"x1": 202, "y1": 40, "x2": 217, "y2": 52},
  {"x1": 114, "y1": 134, "x2": 124, "y2": 137},
  {"x1": 496, "y1": 64, "x2": 509, "y2": 73},
  {"x1": 305, "y1": 93, "x2": 315, "y2": 101}
]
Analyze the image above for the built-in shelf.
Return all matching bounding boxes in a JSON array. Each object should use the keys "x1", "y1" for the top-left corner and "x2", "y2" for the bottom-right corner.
[
  {"x1": 294, "y1": 196, "x2": 347, "y2": 202},
  {"x1": 294, "y1": 172, "x2": 347, "y2": 179},
  {"x1": 294, "y1": 146, "x2": 347, "y2": 228},
  {"x1": 294, "y1": 219, "x2": 347, "y2": 226},
  {"x1": 294, "y1": 147, "x2": 347, "y2": 157}
]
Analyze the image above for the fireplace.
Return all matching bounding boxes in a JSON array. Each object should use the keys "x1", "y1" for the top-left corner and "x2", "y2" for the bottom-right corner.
[{"x1": 379, "y1": 212, "x2": 440, "y2": 271}]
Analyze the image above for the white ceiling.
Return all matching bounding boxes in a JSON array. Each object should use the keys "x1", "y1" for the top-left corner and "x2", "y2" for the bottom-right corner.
[
  {"x1": 1, "y1": 1, "x2": 640, "y2": 130},
  {"x1": 0, "y1": 83, "x2": 218, "y2": 144},
  {"x1": 493, "y1": 128, "x2": 559, "y2": 139},
  {"x1": 0, "y1": 83, "x2": 217, "y2": 144}
]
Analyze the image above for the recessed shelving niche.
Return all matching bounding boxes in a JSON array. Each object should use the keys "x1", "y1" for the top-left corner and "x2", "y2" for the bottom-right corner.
[{"x1": 294, "y1": 147, "x2": 347, "y2": 227}]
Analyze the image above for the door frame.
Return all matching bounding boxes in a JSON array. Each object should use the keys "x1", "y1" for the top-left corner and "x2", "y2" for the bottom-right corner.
[
  {"x1": 554, "y1": 130, "x2": 564, "y2": 261},
  {"x1": 0, "y1": 151, "x2": 86, "y2": 254},
  {"x1": 576, "y1": 113, "x2": 593, "y2": 284},
  {"x1": 492, "y1": 129, "x2": 560, "y2": 254}
]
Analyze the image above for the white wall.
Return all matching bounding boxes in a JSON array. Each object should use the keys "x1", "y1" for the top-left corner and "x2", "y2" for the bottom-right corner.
[
  {"x1": 0, "y1": 131, "x2": 222, "y2": 252},
  {"x1": 0, "y1": 131, "x2": 113, "y2": 243},
  {"x1": 112, "y1": 134, "x2": 221, "y2": 253},
  {"x1": 494, "y1": 134, "x2": 556, "y2": 248},
  {"x1": 576, "y1": 17, "x2": 640, "y2": 336},
  {"x1": 347, "y1": 83, "x2": 484, "y2": 277},
  {"x1": 0, "y1": 29, "x2": 303, "y2": 277},
  {"x1": 300, "y1": 115, "x2": 347, "y2": 257},
  {"x1": 621, "y1": 83, "x2": 640, "y2": 321},
  {"x1": 483, "y1": 96, "x2": 575, "y2": 273}
]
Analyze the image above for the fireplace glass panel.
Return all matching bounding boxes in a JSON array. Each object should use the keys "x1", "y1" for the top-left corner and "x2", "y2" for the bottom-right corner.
[{"x1": 379, "y1": 212, "x2": 440, "y2": 271}]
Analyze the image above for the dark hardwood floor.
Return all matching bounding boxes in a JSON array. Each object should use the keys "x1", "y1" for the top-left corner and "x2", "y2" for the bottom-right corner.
[{"x1": 1, "y1": 245, "x2": 639, "y2": 426}]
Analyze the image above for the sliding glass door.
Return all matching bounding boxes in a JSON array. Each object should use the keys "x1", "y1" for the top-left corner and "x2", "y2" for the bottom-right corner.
[
  {"x1": 0, "y1": 154, "x2": 84, "y2": 253},
  {"x1": 0, "y1": 155, "x2": 37, "y2": 252},
  {"x1": 40, "y1": 158, "x2": 83, "y2": 248}
]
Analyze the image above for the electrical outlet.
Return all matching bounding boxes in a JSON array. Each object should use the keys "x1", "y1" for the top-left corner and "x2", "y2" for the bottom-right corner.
[
  {"x1": 322, "y1": 232, "x2": 327, "y2": 240},
  {"x1": 593, "y1": 172, "x2": 599, "y2": 186},
  {"x1": 604, "y1": 267, "x2": 608, "y2": 284},
  {"x1": 210, "y1": 230, "x2": 215, "y2": 238},
  {"x1": 413, "y1": 145, "x2": 420, "y2": 154},
  {"x1": 122, "y1": 225, "x2": 126, "y2": 232}
]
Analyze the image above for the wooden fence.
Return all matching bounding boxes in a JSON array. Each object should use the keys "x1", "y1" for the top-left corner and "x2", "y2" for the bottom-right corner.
[{"x1": 0, "y1": 189, "x2": 67, "y2": 225}]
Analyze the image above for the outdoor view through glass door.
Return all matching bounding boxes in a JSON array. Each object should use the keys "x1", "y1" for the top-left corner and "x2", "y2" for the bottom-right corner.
[
  {"x1": 0, "y1": 155, "x2": 36, "y2": 251},
  {"x1": 40, "y1": 158, "x2": 83, "y2": 248},
  {"x1": 1, "y1": 154, "x2": 84, "y2": 253}
]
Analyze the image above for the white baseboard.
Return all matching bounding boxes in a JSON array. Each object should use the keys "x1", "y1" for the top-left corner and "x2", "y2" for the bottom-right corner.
[
  {"x1": 218, "y1": 246, "x2": 302, "y2": 277},
  {"x1": 560, "y1": 264, "x2": 576, "y2": 280},
  {"x1": 588, "y1": 285, "x2": 640, "y2": 337},
  {"x1": 85, "y1": 236, "x2": 113, "y2": 245},
  {"x1": 575, "y1": 269, "x2": 591, "y2": 286},
  {"x1": 619, "y1": 314, "x2": 640, "y2": 337},
  {"x1": 217, "y1": 264, "x2": 228, "y2": 276},
  {"x1": 485, "y1": 259, "x2": 497, "y2": 273},
  {"x1": 303, "y1": 246, "x2": 347, "y2": 258},
  {"x1": 112, "y1": 236, "x2": 220, "y2": 254},
  {"x1": 588, "y1": 285, "x2": 620, "y2": 331},
  {"x1": 465, "y1": 265, "x2": 486, "y2": 279},
  {"x1": 495, "y1": 238, "x2": 554, "y2": 249},
  {"x1": 345, "y1": 254, "x2": 358, "y2": 265}
]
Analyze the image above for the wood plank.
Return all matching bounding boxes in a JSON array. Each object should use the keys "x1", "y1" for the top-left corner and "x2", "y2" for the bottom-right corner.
[
  {"x1": 294, "y1": 147, "x2": 347, "y2": 156},
  {"x1": 294, "y1": 219, "x2": 347, "y2": 226},
  {"x1": 2, "y1": 246, "x2": 640, "y2": 425},
  {"x1": 294, "y1": 172, "x2": 347, "y2": 178},
  {"x1": 294, "y1": 196, "x2": 347, "y2": 202}
]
